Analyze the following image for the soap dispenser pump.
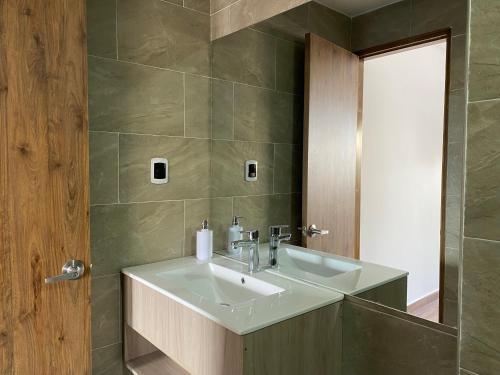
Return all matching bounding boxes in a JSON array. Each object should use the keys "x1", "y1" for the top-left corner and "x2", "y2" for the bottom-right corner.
[
  {"x1": 196, "y1": 219, "x2": 213, "y2": 261},
  {"x1": 227, "y1": 216, "x2": 243, "y2": 255}
]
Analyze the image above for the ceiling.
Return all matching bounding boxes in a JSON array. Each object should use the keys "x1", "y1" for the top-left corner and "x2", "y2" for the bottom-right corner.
[{"x1": 317, "y1": 0, "x2": 403, "y2": 17}]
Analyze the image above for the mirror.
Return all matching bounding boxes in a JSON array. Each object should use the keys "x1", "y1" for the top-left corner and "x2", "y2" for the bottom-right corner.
[{"x1": 211, "y1": 3, "x2": 456, "y2": 329}]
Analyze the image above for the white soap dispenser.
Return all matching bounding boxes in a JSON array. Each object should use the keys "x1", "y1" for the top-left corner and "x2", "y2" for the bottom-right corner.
[
  {"x1": 227, "y1": 216, "x2": 243, "y2": 255},
  {"x1": 196, "y1": 219, "x2": 213, "y2": 261}
]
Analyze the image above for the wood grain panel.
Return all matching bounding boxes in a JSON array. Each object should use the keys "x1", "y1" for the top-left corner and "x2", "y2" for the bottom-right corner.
[
  {"x1": 243, "y1": 303, "x2": 342, "y2": 375},
  {"x1": 0, "y1": 0, "x2": 90, "y2": 373},
  {"x1": 124, "y1": 276, "x2": 245, "y2": 375},
  {"x1": 303, "y1": 33, "x2": 360, "y2": 258}
]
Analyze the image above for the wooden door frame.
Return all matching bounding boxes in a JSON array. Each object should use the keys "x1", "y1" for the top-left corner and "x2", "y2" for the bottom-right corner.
[{"x1": 354, "y1": 28, "x2": 452, "y2": 324}]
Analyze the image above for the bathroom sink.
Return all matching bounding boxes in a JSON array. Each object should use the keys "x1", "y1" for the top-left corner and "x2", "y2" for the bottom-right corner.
[
  {"x1": 157, "y1": 263, "x2": 284, "y2": 307},
  {"x1": 122, "y1": 255, "x2": 343, "y2": 334},
  {"x1": 278, "y1": 247, "x2": 361, "y2": 278}
]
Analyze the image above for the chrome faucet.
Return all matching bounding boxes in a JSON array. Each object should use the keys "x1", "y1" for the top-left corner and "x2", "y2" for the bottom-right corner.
[
  {"x1": 232, "y1": 229, "x2": 260, "y2": 273},
  {"x1": 268, "y1": 225, "x2": 292, "y2": 268}
]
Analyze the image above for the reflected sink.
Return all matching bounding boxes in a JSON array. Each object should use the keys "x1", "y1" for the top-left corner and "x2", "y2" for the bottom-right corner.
[
  {"x1": 279, "y1": 247, "x2": 361, "y2": 277},
  {"x1": 157, "y1": 263, "x2": 284, "y2": 307}
]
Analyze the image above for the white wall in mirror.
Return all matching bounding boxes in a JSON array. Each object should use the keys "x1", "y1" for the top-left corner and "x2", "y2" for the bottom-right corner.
[{"x1": 360, "y1": 40, "x2": 447, "y2": 305}]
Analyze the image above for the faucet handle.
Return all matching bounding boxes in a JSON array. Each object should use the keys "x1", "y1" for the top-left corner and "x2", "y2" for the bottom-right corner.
[
  {"x1": 269, "y1": 225, "x2": 289, "y2": 236},
  {"x1": 241, "y1": 229, "x2": 259, "y2": 241}
]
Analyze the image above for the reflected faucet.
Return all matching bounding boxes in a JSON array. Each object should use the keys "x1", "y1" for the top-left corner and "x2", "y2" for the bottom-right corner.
[
  {"x1": 268, "y1": 225, "x2": 292, "y2": 268},
  {"x1": 232, "y1": 230, "x2": 260, "y2": 273}
]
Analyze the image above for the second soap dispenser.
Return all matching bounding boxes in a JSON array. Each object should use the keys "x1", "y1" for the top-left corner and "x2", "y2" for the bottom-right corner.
[{"x1": 227, "y1": 216, "x2": 243, "y2": 255}]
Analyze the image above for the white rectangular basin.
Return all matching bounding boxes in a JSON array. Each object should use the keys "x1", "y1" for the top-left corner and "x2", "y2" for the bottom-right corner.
[
  {"x1": 122, "y1": 255, "x2": 343, "y2": 335},
  {"x1": 157, "y1": 263, "x2": 284, "y2": 307}
]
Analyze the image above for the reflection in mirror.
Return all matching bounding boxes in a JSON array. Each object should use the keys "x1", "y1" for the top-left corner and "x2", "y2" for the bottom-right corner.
[{"x1": 211, "y1": 3, "x2": 455, "y2": 329}]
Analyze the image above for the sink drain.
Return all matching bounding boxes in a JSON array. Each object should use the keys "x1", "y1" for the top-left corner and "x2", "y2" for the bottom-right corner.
[{"x1": 219, "y1": 302, "x2": 231, "y2": 307}]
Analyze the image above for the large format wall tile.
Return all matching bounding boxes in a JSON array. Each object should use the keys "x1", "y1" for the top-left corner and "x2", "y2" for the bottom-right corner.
[
  {"x1": 185, "y1": 75, "x2": 211, "y2": 139},
  {"x1": 234, "y1": 84, "x2": 301, "y2": 144},
  {"x1": 212, "y1": 79, "x2": 234, "y2": 140},
  {"x1": 184, "y1": 0, "x2": 210, "y2": 14},
  {"x1": 87, "y1": 0, "x2": 116, "y2": 58},
  {"x1": 468, "y1": 0, "x2": 500, "y2": 101},
  {"x1": 446, "y1": 141, "x2": 464, "y2": 198},
  {"x1": 276, "y1": 39, "x2": 304, "y2": 95},
  {"x1": 92, "y1": 275, "x2": 121, "y2": 349},
  {"x1": 211, "y1": 0, "x2": 237, "y2": 14},
  {"x1": 461, "y1": 238, "x2": 500, "y2": 374},
  {"x1": 445, "y1": 195, "x2": 461, "y2": 250},
  {"x1": 412, "y1": 0, "x2": 467, "y2": 36},
  {"x1": 185, "y1": 198, "x2": 233, "y2": 254},
  {"x1": 118, "y1": 0, "x2": 210, "y2": 75},
  {"x1": 274, "y1": 144, "x2": 302, "y2": 194},
  {"x1": 92, "y1": 343, "x2": 124, "y2": 375},
  {"x1": 91, "y1": 201, "x2": 184, "y2": 276},
  {"x1": 351, "y1": 1, "x2": 411, "y2": 51},
  {"x1": 212, "y1": 28, "x2": 276, "y2": 89},
  {"x1": 450, "y1": 35, "x2": 466, "y2": 91},
  {"x1": 448, "y1": 89, "x2": 466, "y2": 144},
  {"x1": 342, "y1": 300, "x2": 457, "y2": 375},
  {"x1": 464, "y1": 100, "x2": 500, "y2": 241},
  {"x1": 119, "y1": 135, "x2": 210, "y2": 202},
  {"x1": 88, "y1": 57, "x2": 184, "y2": 135},
  {"x1": 211, "y1": 140, "x2": 274, "y2": 197},
  {"x1": 233, "y1": 193, "x2": 301, "y2": 244},
  {"x1": 442, "y1": 247, "x2": 459, "y2": 327},
  {"x1": 308, "y1": 2, "x2": 351, "y2": 50},
  {"x1": 90, "y1": 132, "x2": 119, "y2": 205}
]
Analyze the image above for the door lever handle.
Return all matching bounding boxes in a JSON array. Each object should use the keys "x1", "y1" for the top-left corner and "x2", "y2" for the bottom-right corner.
[{"x1": 45, "y1": 260, "x2": 85, "y2": 284}]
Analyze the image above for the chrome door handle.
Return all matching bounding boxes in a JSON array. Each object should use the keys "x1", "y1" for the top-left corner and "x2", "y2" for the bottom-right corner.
[
  {"x1": 45, "y1": 260, "x2": 85, "y2": 284},
  {"x1": 299, "y1": 225, "x2": 329, "y2": 238}
]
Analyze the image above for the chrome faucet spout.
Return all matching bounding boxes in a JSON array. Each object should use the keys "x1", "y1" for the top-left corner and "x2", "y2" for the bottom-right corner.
[
  {"x1": 268, "y1": 225, "x2": 292, "y2": 268},
  {"x1": 233, "y1": 230, "x2": 260, "y2": 273}
]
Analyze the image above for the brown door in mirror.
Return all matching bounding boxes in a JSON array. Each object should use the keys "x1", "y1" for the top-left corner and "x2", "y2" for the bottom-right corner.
[
  {"x1": 0, "y1": 1, "x2": 91, "y2": 373},
  {"x1": 302, "y1": 33, "x2": 361, "y2": 258}
]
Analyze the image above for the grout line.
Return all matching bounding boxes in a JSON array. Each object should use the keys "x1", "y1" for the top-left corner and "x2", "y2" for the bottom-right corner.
[
  {"x1": 232, "y1": 82, "x2": 235, "y2": 140},
  {"x1": 210, "y1": 0, "x2": 241, "y2": 16},
  {"x1": 117, "y1": 133, "x2": 120, "y2": 203},
  {"x1": 463, "y1": 236, "x2": 500, "y2": 244},
  {"x1": 183, "y1": 73, "x2": 186, "y2": 137},
  {"x1": 274, "y1": 38, "x2": 277, "y2": 91},
  {"x1": 115, "y1": 0, "x2": 119, "y2": 59},
  {"x1": 89, "y1": 193, "x2": 301, "y2": 207},
  {"x1": 468, "y1": 97, "x2": 500, "y2": 104},
  {"x1": 91, "y1": 341, "x2": 122, "y2": 352},
  {"x1": 272, "y1": 144, "x2": 276, "y2": 194},
  {"x1": 158, "y1": 0, "x2": 209, "y2": 15},
  {"x1": 183, "y1": 200, "x2": 186, "y2": 256}
]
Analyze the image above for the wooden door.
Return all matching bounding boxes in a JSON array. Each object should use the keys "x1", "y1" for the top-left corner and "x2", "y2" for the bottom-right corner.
[
  {"x1": 302, "y1": 33, "x2": 361, "y2": 258},
  {"x1": 0, "y1": 1, "x2": 91, "y2": 374}
]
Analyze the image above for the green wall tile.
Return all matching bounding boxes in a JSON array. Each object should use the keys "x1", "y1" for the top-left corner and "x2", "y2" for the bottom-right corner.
[
  {"x1": 450, "y1": 35, "x2": 466, "y2": 91},
  {"x1": 184, "y1": 0, "x2": 210, "y2": 14},
  {"x1": 274, "y1": 144, "x2": 301, "y2": 194},
  {"x1": 448, "y1": 89, "x2": 466, "y2": 144},
  {"x1": 351, "y1": 1, "x2": 411, "y2": 51},
  {"x1": 446, "y1": 142, "x2": 464, "y2": 197},
  {"x1": 412, "y1": 0, "x2": 467, "y2": 36},
  {"x1": 118, "y1": 0, "x2": 210, "y2": 75},
  {"x1": 92, "y1": 275, "x2": 121, "y2": 349},
  {"x1": 212, "y1": 28, "x2": 276, "y2": 89},
  {"x1": 119, "y1": 135, "x2": 210, "y2": 202},
  {"x1": 461, "y1": 238, "x2": 500, "y2": 373},
  {"x1": 442, "y1": 247, "x2": 458, "y2": 327},
  {"x1": 211, "y1": 0, "x2": 237, "y2": 13},
  {"x1": 233, "y1": 194, "x2": 301, "y2": 243},
  {"x1": 92, "y1": 343, "x2": 123, "y2": 375},
  {"x1": 185, "y1": 75, "x2": 211, "y2": 139},
  {"x1": 234, "y1": 84, "x2": 301, "y2": 144},
  {"x1": 276, "y1": 39, "x2": 304, "y2": 95},
  {"x1": 91, "y1": 201, "x2": 184, "y2": 276},
  {"x1": 308, "y1": 2, "x2": 351, "y2": 50},
  {"x1": 445, "y1": 195, "x2": 461, "y2": 250},
  {"x1": 90, "y1": 132, "x2": 119, "y2": 205},
  {"x1": 212, "y1": 79, "x2": 234, "y2": 140},
  {"x1": 211, "y1": 140, "x2": 274, "y2": 197},
  {"x1": 468, "y1": 0, "x2": 500, "y2": 101},
  {"x1": 87, "y1": 0, "x2": 116, "y2": 59},
  {"x1": 185, "y1": 198, "x2": 233, "y2": 255},
  {"x1": 88, "y1": 57, "x2": 184, "y2": 135},
  {"x1": 253, "y1": 5, "x2": 309, "y2": 43},
  {"x1": 464, "y1": 100, "x2": 500, "y2": 241}
]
